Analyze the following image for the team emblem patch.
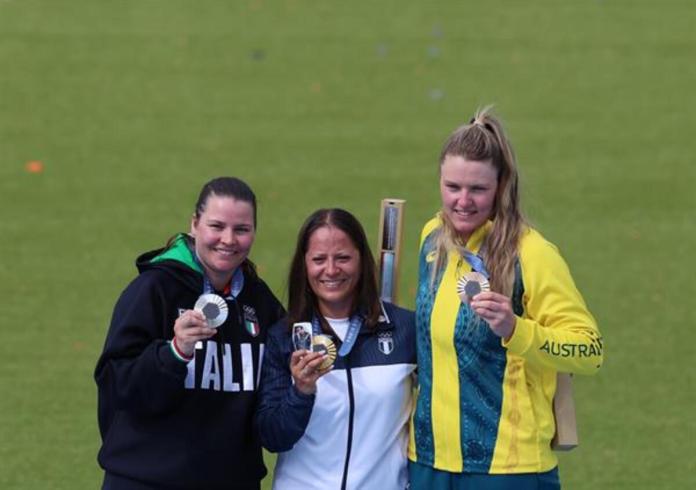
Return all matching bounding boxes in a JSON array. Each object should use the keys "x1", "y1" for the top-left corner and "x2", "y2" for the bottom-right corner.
[
  {"x1": 245, "y1": 320, "x2": 260, "y2": 337},
  {"x1": 377, "y1": 332, "x2": 394, "y2": 355},
  {"x1": 242, "y1": 305, "x2": 260, "y2": 337}
]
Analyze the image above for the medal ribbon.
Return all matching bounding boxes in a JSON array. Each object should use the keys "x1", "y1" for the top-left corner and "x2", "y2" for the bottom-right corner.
[
  {"x1": 311, "y1": 314, "x2": 363, "y2": 358},
  {"x1": 462, "y1": 250, "x2": 489, "y2": 279},
  {"x1": 202, "y1": 267, "x2": 244, "y2": 300}
]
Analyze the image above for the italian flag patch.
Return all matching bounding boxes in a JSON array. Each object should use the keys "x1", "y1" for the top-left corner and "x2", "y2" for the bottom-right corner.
[{"x1": 245, "y1": 320, "x2": 260, "y2": 337}]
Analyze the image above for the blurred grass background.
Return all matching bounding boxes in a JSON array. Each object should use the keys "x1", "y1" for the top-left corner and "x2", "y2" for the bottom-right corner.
[{"x1": 1, "y1": 0, "x2": 694, "y2": 488}]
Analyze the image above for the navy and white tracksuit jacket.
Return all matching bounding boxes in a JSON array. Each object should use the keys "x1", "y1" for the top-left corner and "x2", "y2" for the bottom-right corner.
[{"x1": 256, "y1": 302, "x2": 416, "y2": 490}]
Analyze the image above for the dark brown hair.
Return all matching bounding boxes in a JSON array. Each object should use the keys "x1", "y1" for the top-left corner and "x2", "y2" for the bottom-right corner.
[
  {"x1": 194, "y1": 176, "x2": 257, "y2": 227},
  {"x1": 286, "y1": 209, "x2": 381, "y2": 329}
]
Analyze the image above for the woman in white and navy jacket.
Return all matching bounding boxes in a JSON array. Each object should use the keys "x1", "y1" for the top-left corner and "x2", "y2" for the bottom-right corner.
[{"x1": 256, "y1": 208, "x2": 416, "y2": 490}]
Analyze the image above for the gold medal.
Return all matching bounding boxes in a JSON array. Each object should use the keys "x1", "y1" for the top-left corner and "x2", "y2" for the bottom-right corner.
[
  {"x1": 194, "y1": 293, "x2": 228, "y2": 328},
  {"x1": 456, "y1": 271, "x2": 490, "y2": 303},
  {"x1": 312, "y1": 334, "x2": 337, "y2": 370}
]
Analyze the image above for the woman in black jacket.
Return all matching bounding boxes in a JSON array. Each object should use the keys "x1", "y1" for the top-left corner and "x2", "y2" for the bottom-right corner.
[{"x1": 95, "y1": 177, "x2": 284, "y2": 490}]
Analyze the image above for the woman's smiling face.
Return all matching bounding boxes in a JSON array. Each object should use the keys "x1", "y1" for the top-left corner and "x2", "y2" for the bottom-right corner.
[
  {"x1": 440, "y1": 154, "x2": 498, "y2": 241},
  {"x1": 190, "y1": 195, "x2": 255, "y2": 290},
  {"x1": 304, "y1": 226, "x2": 361, "y2": 319}
]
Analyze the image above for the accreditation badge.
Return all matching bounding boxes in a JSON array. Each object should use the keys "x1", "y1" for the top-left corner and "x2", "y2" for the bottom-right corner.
[
  {"x1": 312, "y1": 334, "x2": 337, "y2": 370},
  {"x1": 456, "y1": 271, "x2": 490, "y2": 304},
  {"x1": 194, "y1": 293, "x2": 228, "y2": 328}
]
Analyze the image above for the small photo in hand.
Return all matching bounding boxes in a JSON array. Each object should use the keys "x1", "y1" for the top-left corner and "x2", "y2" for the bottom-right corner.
[{"x1": 292, "y1": 322, "x2": 313, "y2": 351}]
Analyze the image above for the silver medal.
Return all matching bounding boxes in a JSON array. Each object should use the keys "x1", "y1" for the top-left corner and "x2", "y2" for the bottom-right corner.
[{"x1": 194, "y1": 293, "x2": 228, "y2": 328}]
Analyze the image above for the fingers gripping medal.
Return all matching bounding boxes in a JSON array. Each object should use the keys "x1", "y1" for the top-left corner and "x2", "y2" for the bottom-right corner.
[
  {"x1": 457, "y1": 271, "x2": 490, "y2": 304},
  {"x1": 194, "y1": 294, "x2": 228, "y2": 328},
  {"x1": 312, "y1": 335, "x2": 337, "y2": 370}
]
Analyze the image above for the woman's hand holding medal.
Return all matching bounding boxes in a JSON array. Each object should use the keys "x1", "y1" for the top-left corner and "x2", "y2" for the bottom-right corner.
[
  {"x1": 173, "y1": 310, "x2": 217, "y2": 357},
  {"x1": 470, "y1": 291, "x2": 516, "y2": 341},
  {"x1": 290, "y1": 350, "x2": 331, "y2": 395}
]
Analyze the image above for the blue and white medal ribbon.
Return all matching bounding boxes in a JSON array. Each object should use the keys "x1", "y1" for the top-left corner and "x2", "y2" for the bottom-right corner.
[
  {"x1": 462, "y1": 250, "x2": 489, "y2": 278},
  {"x1": 311, "y1": 314, "x2": 363, "y2": 358},
  {"x1": 458, "y1": 250, "x2": 490, "y2": 304},
  {"x1": 202, "y1": 267, "x2": 244, "y2": 300}
]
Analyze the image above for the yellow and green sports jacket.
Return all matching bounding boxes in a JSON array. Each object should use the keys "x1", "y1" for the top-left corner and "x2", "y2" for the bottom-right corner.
[{"x1": 408, "y1": 217, "x2": 603, "y2": 474}]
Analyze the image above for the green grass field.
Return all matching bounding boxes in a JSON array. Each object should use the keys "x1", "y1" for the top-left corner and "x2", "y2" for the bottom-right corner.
[{"x1": 1, "y1": 1, "x2": 694, "y2": 488}]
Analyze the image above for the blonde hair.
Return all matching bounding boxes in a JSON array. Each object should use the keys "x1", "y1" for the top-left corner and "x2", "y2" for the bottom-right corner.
[{"x1": 432, "y1": 106, "x2": 527, "y2": 296}]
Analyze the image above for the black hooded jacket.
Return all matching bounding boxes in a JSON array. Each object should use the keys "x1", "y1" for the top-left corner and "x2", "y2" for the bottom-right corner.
[{"x1": 95, "y1": 235, "x2": 285, "y2": 490}]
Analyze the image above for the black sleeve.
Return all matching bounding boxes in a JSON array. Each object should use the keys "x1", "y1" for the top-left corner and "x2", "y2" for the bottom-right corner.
[
  {"x1": 95, "y1": 273, "x2": 188, "y2": 428},
  {"x1": 255, "y1": 325, "x2": 315, "y2": 453}
]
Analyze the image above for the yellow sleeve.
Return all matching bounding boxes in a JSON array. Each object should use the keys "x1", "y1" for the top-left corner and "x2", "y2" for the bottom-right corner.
[
  {"x1": 420, "y1": 216, "x2": 441, "y2": 247},
  {"x1": 502, "y1": 229, "x2": 603, "y2": 375}
]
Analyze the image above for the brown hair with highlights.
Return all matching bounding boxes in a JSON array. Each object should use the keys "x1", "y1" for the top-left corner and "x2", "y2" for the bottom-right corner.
[{"x1": 434, "y1": 107, "x2": 527, "y2": 296}]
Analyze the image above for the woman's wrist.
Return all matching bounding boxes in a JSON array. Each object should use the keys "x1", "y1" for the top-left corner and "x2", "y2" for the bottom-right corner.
[
  {"x1": 169, "y1": 337, "x2": 194, "y2": 362},
  {"x1": 293, "y1": 383, "x2": 316, "y2": 397}
]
